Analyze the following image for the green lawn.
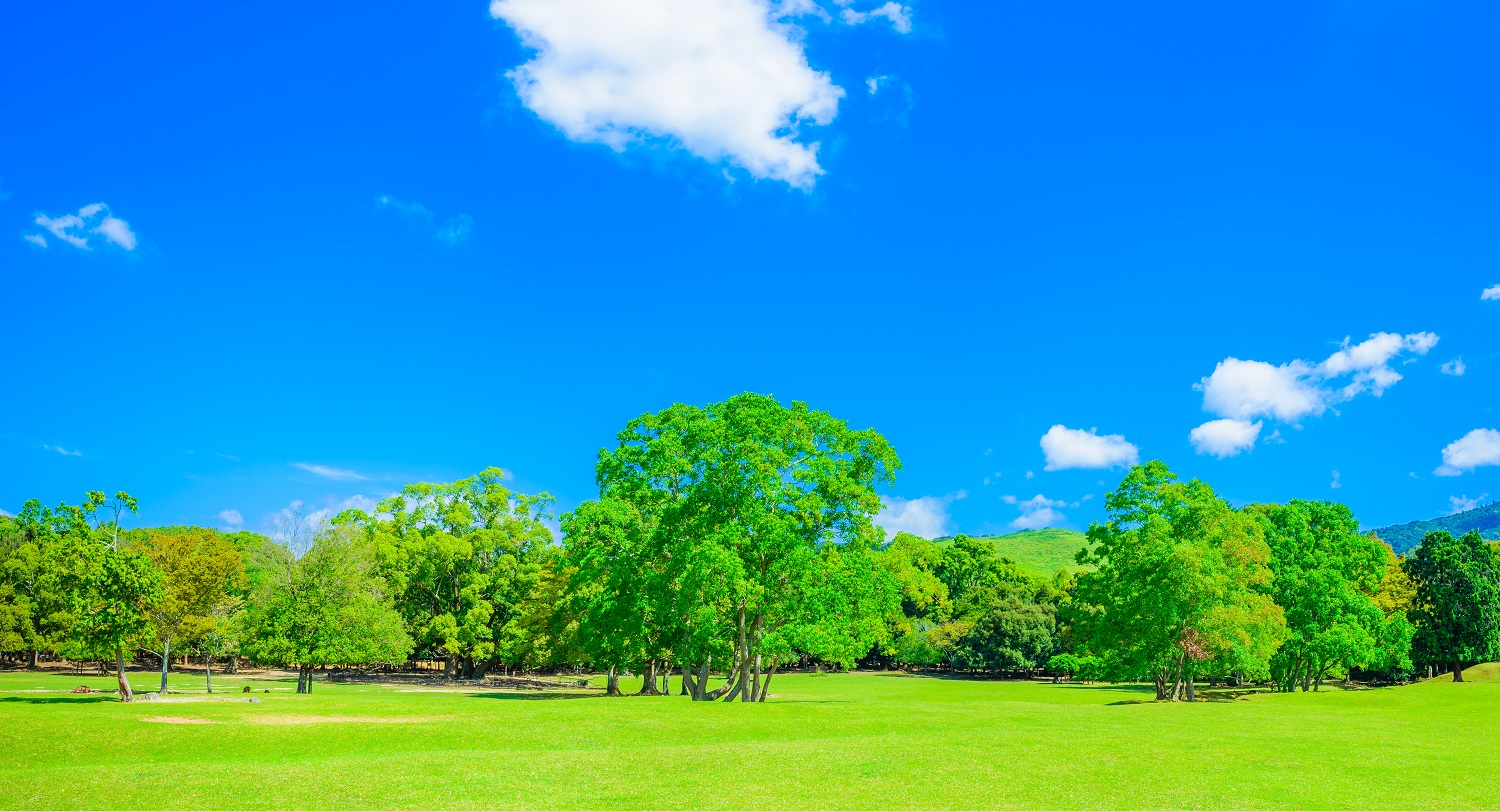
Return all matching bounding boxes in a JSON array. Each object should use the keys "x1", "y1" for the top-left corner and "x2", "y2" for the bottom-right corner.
[{"x1": 3, "y1": 667, "x2": 1498, "y2": 810}]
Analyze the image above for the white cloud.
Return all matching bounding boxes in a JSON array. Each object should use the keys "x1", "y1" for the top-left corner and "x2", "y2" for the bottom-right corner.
[
  {"x1": 294, "y1": 462, "x2": 370, "y2": 481},
  {"x1": 1189, "y1": 418, "x2": 1263, "y2": 458},
  {"x1": 1025, "y1": 470, "x2": 1034, "y2": 479},
  {"x1": 1040, "y1": 425, "x2": 1139, "y2": 471},
  {"x1": 1481, "y1": 284, "x2": 1500, "y2": 301},
  {"x1": 1195, "y1": 332, "x2": 1439, "y2": 441},
  {"x1": 31, "y1": 203, "x2": 138, "y2": 251},
  {"x1": 1448, "y1": 494, "x2": 1489, "y2": 515},
  {"x1": 374, "y1": 195, "x2": 472, "y2": 245},
  {"x1": 0, "y1": 507, "x2": 11, "y2": 518},
  {"x1": 1007, "y1": 494, "x2": 1067, "y2": 530},
  {"x1": 1435, "y1": 428, "x2": 1500, "y2": 476},
  {"x1": 1440, "y1": 358, "x2": 1466, "y2": 376},
  {"x1": 1330, "y1": 470, "x2": 1341, "y2": 490},
  {"x1": 44, "y1": 444, "x2": 82, "y2": 457},
  {"x1": 873, "y1": 491, "x2": 966, "y2": 540},
  {"x1": 215, "y1": 509, "x2": 245, "y2": 530},
  {"x1": 839, "y1": 1, "x2": 912, "y2": 33},
  {"x1": 865, "y1": 75, "x2": 888, "y2": 95},
  {"x1": 490, "y1": 0, "x2": 847, "y2": 188}
]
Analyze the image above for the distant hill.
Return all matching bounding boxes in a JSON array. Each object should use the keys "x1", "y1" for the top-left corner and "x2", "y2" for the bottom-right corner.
[
  {"x1": 1368, "y1": 500, "x2": 1500, "y2": 555},
  {"x1": 933, "y1": 528, "x2": 1092, "y2": 577}
]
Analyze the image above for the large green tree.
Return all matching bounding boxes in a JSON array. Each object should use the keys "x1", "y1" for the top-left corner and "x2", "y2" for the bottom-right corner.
[
  {"x1": 1071, "y1": 462, "x2": 1285, "y2": 701},
  {"x1": 243, "y1": 527, "x2": 411, "y2": 693},
  {"x1": 335, "y1": 467, "x2": 555, "y2": 679},
  {"x1": 572, "y1": 393, "x2": 901, "y2": 701},
  {"x1": 1404, "y1": 530, "x2": 1500, "y2": 681},
  {"x1": 1249, "y1": 501, "x2": 1412, "y2": 691},
  {"x1": 138, "y1": 528, "x2": 246, "y2": 692}
]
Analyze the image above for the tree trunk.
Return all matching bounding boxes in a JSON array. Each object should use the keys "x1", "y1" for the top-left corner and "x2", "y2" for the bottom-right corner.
[
  {"x1": 445, "y1": 655, "x2": 458, "y2": 680},
  {"x1": 114, "y1": 646, "x2": 133, "y2": 702},
  {"x1": 159, "y1": 635, "x2": 172, "y2": 693},
  {"x1": 27, "y1": 650, "x2": 38, "y2": 669},
  {"x1": 606, "y1": 666, "x2": 622, "y2": 697},
  {"x1": 298, "y1": 664, "x2": 314, "y2": 694},
  {"x1": 226, "y1": 656, "x2": 238, "y2": 675},
  {"x1": 757, "y1": 662, "x2": 778, "y2": 702},
  {"x1": 637, "y1": 660, "x2": 661, "y2": 696},
  {"x1": 680, "y1": 664, "x2": 691, "y2": 696},
  {"x1": 1452, "y1": 661, "x2": 1464, "y2": 682},
  {"x1": 205, "y1": 653, "x2": 213, "y2": 694},
  {"x1": 1184, "y1": 678, "x2": 1195, "y2": 702},
  {"x1": 750, "y1": 654, "x2": 762, "y2": 702}
]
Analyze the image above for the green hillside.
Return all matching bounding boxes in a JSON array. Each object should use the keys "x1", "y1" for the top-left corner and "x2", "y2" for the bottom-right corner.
[
  {"x1": 935, "y1": 528, "x2": 1092, "y2": 576},
  {"x1": 1368, "y1": 500, "x2": 1500, "y2": 554}
]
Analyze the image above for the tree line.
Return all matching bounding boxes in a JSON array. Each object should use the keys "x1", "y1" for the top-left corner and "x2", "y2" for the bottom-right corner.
[{"x1": 2, "y1": 394, "x2": 1497, "y2": 702}]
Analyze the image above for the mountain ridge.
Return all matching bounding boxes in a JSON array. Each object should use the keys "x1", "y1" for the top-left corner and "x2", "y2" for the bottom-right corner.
[{"x1": 1368, "y1": 500, "x2": 1500, "y2": 554}]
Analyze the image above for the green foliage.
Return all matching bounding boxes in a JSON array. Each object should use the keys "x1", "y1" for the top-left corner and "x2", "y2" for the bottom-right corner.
[
  {"x1": 242, "y1": 527, "x2": 411, "y2": 690},
  {"x1": 1405, "y1": 530, "x2": 1500, "y2": 678},
  {"x1": 336, "y1": 467, "x2": 557, "y2": 678},
  {"x1": 1071, "y1": 461, "x2": 1286, "y2": 700},
  {"x1": 571, "y1": 393, "x2": 901, "y2": 699},
  {"x1": 935, "y1": 527, "x2": 1092, "y2": 576},
  {"x1": 1248, "y1": 500, "x2": 1410, "y2": 690}
]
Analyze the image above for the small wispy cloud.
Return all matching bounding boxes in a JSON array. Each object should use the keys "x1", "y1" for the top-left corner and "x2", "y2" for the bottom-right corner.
[
  {"x1": 217, "y1": 452, "x2": 241, "y2": 462},
  {"x1": 837, "y1": 1, "x2": 913, "y2": 33},
  {"x1": 1448, "y1": 494, "x2": 1489, "y2": 515},
  {"x1": 28, "y1": 202, "x2": 138, "y2": 251},
  {"x1": 294, "y1": 462, "x2": 369, "y2": 481},
  {"x1": 1004, "y1": 493, "x2": 1068, "y2": 529},
  {"x1": 1440, "y1": 358, "x2": 1466, "y2": 377},
  {"x1": 375, "y1": 195, "x2": 472, "y2": 245},
  {"x1": 1330, "y1": 470, "x2": 1342, "y2": 489},
  {"x1": 44, "y1": 444, "x2": 82, "y2": 457},
  {"x1": 1481, "y1": 284, "x2": 1500, "y2": 302},
  {"x1": 215, "y1": 509, "x2": 245, "y2": 530}
]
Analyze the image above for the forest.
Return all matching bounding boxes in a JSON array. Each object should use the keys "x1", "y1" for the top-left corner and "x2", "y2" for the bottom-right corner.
[{"x1": 3, "y1": 393, "x2": 1498, "y2": 703}]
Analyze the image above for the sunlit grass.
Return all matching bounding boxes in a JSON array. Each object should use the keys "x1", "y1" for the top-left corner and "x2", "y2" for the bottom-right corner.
[{"x1": 3, "y1": 668, "x2": 1497, "y2": 810}]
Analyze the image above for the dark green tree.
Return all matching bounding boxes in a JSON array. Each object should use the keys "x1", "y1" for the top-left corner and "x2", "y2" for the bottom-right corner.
[{"x1": 1405, "y1": 530, "x2": 1500, "y2": 682}]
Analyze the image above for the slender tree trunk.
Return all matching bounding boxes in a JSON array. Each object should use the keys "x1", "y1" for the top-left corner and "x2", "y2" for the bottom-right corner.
[
  {"x1": 159, "y1": 635, "x2": 172, "y2": 693},
  {"x1": 114, "y1": 646, "x2": 133, "y2": 703},
  {"x1": 226, "y1": 656, "x2": 237, "y2": 675},
  {"x1": 1184, "y1": 677, "x2": 1194, "y2": 702},
  {"x1": 751, "y1": 654, "x2": 762, "y2": 702},
  {"x1": 205, "y1": 653, "x2": 213, "y2": 694},
  {"x1": 606, "y1": 665, "x2": 622, "y2": 696},
  {"x1": 1452, "y1": 661, "x2": 1464, "y2": 682},
  {"x1": 680, "y1": 664, "x2": 691, "y2": 696},
  {"x1": 757, "y1": 662, "x2": 778, "y2": 702},
  {"x1": 27, "y1": 650, "x2": 39, "y2": 669}
]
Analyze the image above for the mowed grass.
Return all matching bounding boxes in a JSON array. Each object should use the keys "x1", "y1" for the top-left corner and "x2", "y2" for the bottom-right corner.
[
  {"x1": 3, "y1": 667, "x2": 1499, "y2": 811},
  {"x1": 939, "y1": 528, "x2": 1093, "y2": 575}
]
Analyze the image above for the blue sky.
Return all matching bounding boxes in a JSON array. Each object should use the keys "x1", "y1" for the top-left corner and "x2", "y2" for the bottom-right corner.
[{"x1": 3, "y1": 0, "x2": 1498, "y2": 540}]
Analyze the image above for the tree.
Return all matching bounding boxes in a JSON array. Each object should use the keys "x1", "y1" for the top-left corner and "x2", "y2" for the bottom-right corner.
[
  {"x1": 575, "y1": 393, "x2": 901, "y2": 701},
  {"x1": 334, "y1": 467, "x2": 556, "y2": 679},
  {"x1": 55, "y1": 535, "x2": 163, "y2": 701},
  {"x1": 1248, "y1": 501, "x2": 1409, "y2": 691},
  {"x1": 243, "y1": 526, "x2": 411, "y2": 693},
  {"x1": 138, "y1": 528, "x2": 246, "y2": 692},
  {"x1": 1071, "y1": 462, "x2": 1285, "y2": 701},
  {"x1": 1404, "y1": 530, "x2": 1500, "y2": 682}
]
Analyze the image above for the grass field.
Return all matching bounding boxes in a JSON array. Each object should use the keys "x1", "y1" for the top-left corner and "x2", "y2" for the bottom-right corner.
[
  {"x1": 3, "y1": 667, "x2": 1498, "y2": 811},
  {"x1": 938, "y1": 527, "x2": 1093, "y2": 576}
]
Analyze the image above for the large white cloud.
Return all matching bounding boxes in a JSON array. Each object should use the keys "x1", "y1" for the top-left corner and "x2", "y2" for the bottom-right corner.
[
  {"x1": 29, "y1": 203, "x2": 138, "y2": 251},
  {"x1": 490, "y1": 0, "x2": 857, "y2": 187},
  {"x1": 1189, "y1": 418, "x2": 1263, "y2": 458},
  {"x1": 1435, "y1": 428, "x2": 1500, "y2": 477},
  {"x1": 1192, "y1": 332, "x2": 1438, "y2": 455},
  {"x1": 1040, "y1": 425, "x2": 1139, "y2": 471},
  {"x1": 873, "y1": 491, "x2": 965, "y2": 540}
]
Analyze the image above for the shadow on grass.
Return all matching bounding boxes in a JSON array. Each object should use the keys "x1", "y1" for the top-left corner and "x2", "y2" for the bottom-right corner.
[
  {"x1": 0, "y1": 695, "x2": 118, "y2": 705},
  {"x1": 465, "y1": 691, "x2": 604, "y2": 701}
]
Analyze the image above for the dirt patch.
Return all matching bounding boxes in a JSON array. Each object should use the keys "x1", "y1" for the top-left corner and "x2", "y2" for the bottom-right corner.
[
  {"x1": 142, "y1": 716, "x2": 221, "y2": 725},
  {"x1": 246, "y1": 714, "x2": 452, "y2": 725}
]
